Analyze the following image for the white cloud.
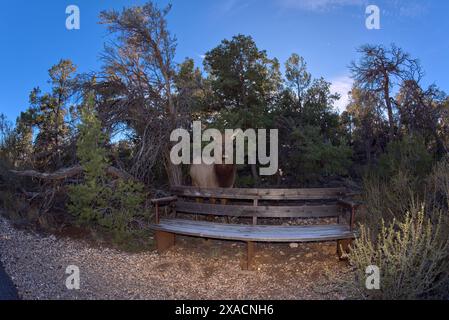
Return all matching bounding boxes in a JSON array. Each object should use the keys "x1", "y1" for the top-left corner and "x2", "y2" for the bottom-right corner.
[
  {"x1": 277, "y1": 0, "x2": 365, "y2": 12},
  {"x1": 330, "y1": 76, "x2": 353, "y2": 113},
  {"x1": 219, "y1": 0, "x2": 251, "y2": 14},
  {"x1": 221, "y1": 0, "x2": 238, "y2": 13}
]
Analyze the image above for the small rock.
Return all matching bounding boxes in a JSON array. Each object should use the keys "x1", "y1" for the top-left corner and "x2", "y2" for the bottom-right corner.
[{"x1": 289, "y1": 243, "x2": 299, "y2": 248}]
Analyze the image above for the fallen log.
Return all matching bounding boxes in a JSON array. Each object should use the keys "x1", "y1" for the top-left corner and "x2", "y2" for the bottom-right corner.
[{"x1": 10, "y1": 165, "x2": 136, "y2": 181}]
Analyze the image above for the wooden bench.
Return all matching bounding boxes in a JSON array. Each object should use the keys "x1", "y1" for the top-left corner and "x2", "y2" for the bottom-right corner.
[{"x1": 149, "y1": 187, "x2": 360, "y2": 270}]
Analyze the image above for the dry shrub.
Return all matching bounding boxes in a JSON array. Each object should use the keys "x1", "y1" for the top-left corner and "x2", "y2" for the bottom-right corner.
[
  {"x1": 348, "y1": 157, "x2": 449, "y2": 299},
  {"x1": 361, "y1": 170, "x2": 419, "y2": 233},
  {"x1": 349, "y1": 205, "x2": 449, "y2": 299},
  {"x1": 426, "y1": 157, "x2": 449, "y2": 213}
]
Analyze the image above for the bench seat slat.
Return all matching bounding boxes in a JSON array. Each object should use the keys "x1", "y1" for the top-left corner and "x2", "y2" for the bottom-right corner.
[
  {"x1": 150, "y1": 219, "x2": 356, "y2": 242},
  {"x1": 176, "y1": 201, "x2": 341, "y2": 218}
]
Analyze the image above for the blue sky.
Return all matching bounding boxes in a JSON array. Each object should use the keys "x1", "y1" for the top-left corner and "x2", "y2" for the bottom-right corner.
[{"x1": 1, "y1": 0, "x2": 448, "y2": 123}]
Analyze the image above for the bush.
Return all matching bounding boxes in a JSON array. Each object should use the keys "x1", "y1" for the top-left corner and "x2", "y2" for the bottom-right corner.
[
  {"x1": 361, "y1": 136, "x2": 434, "y2": 230},
  {"x1": 349, "y1": 205, "x2": 449, "y2": 299},
  {"x1": 68, "y1": 98, "x2": 150, "y2": 241},
  {"x1": 426, "y1": 157, "x2": 449, "y2": 213},
  {"x1": 362, "y1": 170, "x2": 419, "y2": 231},
  {"x1": 362, "y1": 156, "x2": 449, "y2": 231},
  {"x1": 377, "y1": 135, "x2": 433, "y2": 182},
  {"x1": 287, "y1": 125, "x2": 353, "y2": 184}
]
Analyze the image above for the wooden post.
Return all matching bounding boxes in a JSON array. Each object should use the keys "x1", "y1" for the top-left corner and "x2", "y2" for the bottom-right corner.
[
  {"x1": 247, "y1": 241, "x2": 255, "y2": 270},
  {"x1": 155, "y1": 203, "x2": 160, "y2": 224},
  {"x1": 155, "y1": 231, "x2": 175, "y2": 253}
]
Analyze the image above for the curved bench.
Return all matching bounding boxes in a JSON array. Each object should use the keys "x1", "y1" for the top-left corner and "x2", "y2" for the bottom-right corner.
[{"x1": 150, "y1": 187, "x2": 360, "y2": 270}]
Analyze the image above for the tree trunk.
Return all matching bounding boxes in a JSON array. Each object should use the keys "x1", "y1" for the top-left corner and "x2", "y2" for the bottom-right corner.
[
  {"x1": 384, "y1": 80, "x2": 395, "y2": 141},
  {"x1": 164, "y1": 150, "x2": 183, "y2": 186}
]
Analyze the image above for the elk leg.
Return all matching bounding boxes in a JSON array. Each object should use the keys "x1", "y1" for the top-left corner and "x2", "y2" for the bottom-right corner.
[
  {"x1": 205, "y1": 198, "x2": 216, "y2": 222},
  {"x1": 220, "y1": 198, "x2": 230, "y2": 223},
  {"x1": 195, "y1": 198, "x2": 204, "y2": 221},
  {"x1": 337, "y1": 239, "x2": 352, "y2": 260}
]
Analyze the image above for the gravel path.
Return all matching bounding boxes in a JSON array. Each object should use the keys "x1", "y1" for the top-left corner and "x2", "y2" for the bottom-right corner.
[{"x1": 0, "y1": 216, "x2": 350, "y2": 300}]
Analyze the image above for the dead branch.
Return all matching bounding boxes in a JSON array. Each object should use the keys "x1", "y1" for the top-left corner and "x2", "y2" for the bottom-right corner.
[{"x1": 10, "y1": 165, "x2": 136, "y2": 181}]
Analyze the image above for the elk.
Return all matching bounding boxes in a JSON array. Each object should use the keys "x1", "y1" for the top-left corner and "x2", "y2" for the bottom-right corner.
[
  {"x1": 189, "y1": 131, "x2": 238, "y2": 204},
  {"x1": 190, "y1": 159, "x2": 237, "y2": 188}
]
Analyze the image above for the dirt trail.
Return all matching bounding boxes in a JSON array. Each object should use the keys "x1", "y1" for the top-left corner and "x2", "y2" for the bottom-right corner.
[{"x1": 0, "y1": 216, "x2": 352, "y2": 300}]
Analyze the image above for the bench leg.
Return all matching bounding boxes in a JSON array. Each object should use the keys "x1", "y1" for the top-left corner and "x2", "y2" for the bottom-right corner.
[
  {"x1": 246, "y1": 241, "x2": 255, "y2": 271},
  {"x1": 337, "y1": 239, "x2": 352, "y2": 260},
  {"x1": 155, "y1": 231, "x2": 175, "y2": 253}
]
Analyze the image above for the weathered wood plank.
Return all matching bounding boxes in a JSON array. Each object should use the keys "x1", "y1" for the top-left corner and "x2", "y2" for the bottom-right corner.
[
  {"x1": 176, "y1": 201, "x2": 341, "y2": 218},
  {"x1": 159, "y1": 219, "x2": 346, "y2": 234},
  {"x1": 150, "y1": 219, "x2": 356, "y2": 242},
  {"x1": 150, "y1": 196, "x2": 178, "y2": 205},
  {"x1": 171, "y1": 186, "x2": 347, "y2": 200}
]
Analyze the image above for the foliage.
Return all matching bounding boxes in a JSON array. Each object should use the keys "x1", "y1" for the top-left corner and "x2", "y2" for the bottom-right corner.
[
  {"x1": 355, "y1": 156, "x2": 449, "y2": 299},
  {"x1": 284, "y1": 53, "x2": 311, "y2": 111},
  {"x1": 203, "y1": 34, "x2": 281, "y2": 130},
  {"x1": 29, "y1": 60, "x2": 77, "y2": 170},
  {"x1": 426, "y1": 157, "x2": 449, "y2": 216},
  {"x1": 1, "y1": 1, "x2": 449, "y2": 275},
  {"x1": 349, "y1": 206, "x2": 449, "y2": 299},
  {"x1": 361, "y1": 135, "x2": 433, "y2": 226},
  {"x1": 99, "y1": 2, "x2": 182, "y2": 186},
  {"x1": 274, "y1": 71, "x2": 352, "y2": 185},
  {"x1": 284, "y1": 125, "x2": 352, "y2": 184},
  {"x1": 377, "y1": 135, "x2": 433, "y2": 181},
  {"x1": 350, "y1": 44, "x2": 422, "y2": 141},
  {"x1": 68, "y1": 98, "x2": 149, "y2": 240}
]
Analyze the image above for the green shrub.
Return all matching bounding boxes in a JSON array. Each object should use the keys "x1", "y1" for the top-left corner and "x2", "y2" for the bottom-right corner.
[
  {"x1": 378, "y1": 135, "x2": 433, "y2": 182},
  {"x1": 68, "y1": 98, "x2": 149, "y2": 240},
  {"x1": 236, "y1": 174, "x2": 256, "y2": 188},
  {"x1": 349, "y1": 205, "x2": 449, "y2": 299},
  {"x1": 288, "y1": 125, "x2": 353, "y2": 184}
]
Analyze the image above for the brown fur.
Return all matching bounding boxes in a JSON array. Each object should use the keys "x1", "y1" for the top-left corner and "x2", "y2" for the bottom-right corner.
[
  {"x1": 189, "y1": 162, "x2": 236, "y2": 188},
  {"x1": 214, "y1": 164, "x2": 237, "y2": 188},
  {"x1": 190, "y1": 161, "x2": 217, "y2": 188},
  {"x1": 189, "y1": 131, "x2": 237, "y2": 189}
]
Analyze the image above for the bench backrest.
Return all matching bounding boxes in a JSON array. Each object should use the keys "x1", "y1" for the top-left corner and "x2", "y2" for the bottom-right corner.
[
  {"x1": 171, "y1": 186, "x2": 346, "y2": 201},
  {"x1": 171, "y1": 186, "x2": 347, "y2": 219}
]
